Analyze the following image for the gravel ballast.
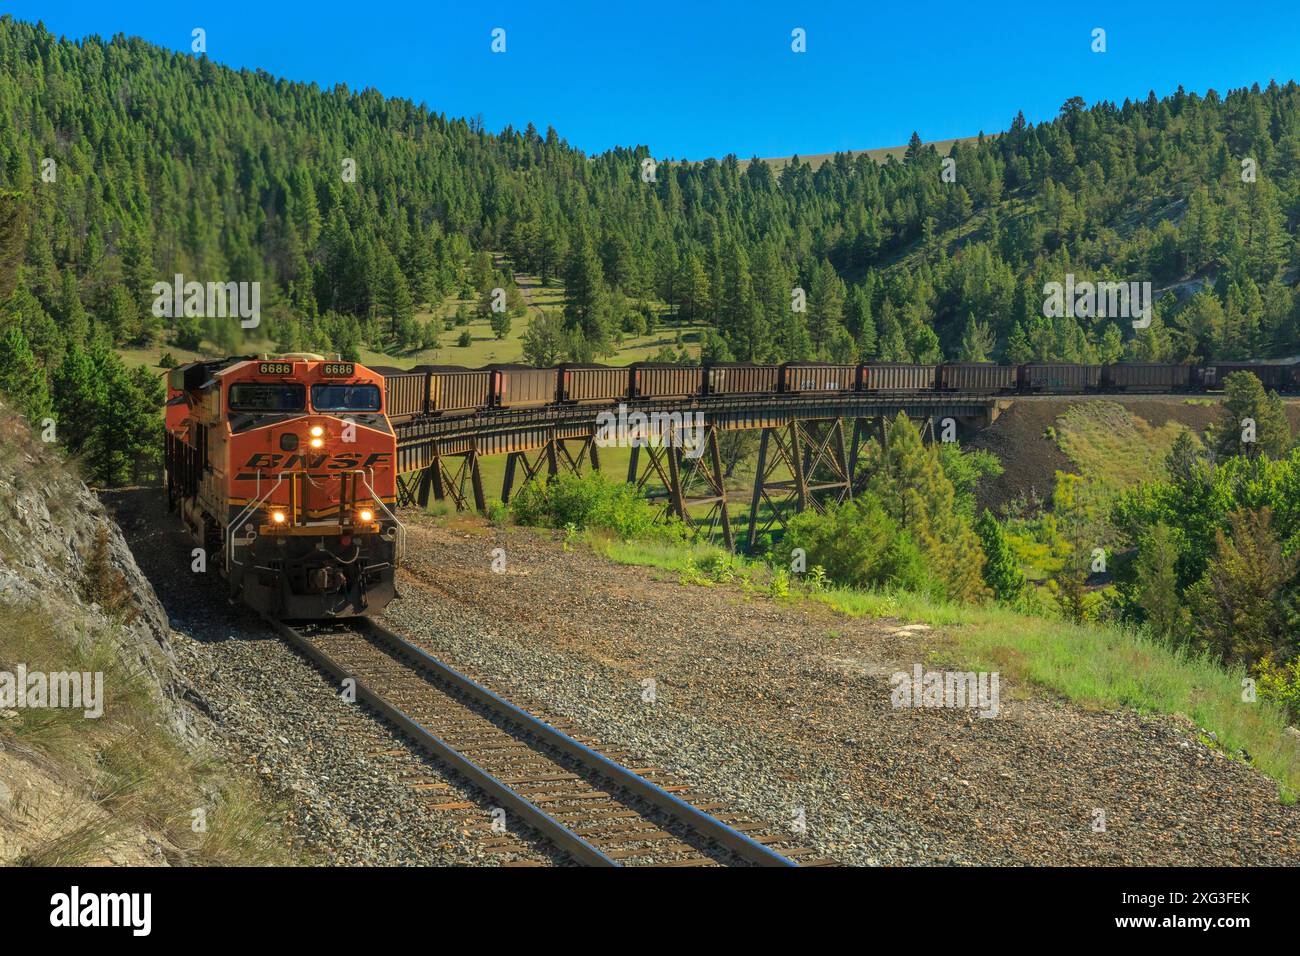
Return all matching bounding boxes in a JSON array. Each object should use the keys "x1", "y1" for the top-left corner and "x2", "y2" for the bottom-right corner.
[
  {"x1": 384, "y1": 514, "x2": 1300, "y2": 867},
  {"x1": 105, "y1": 490, "x2": 555, "y2": 866},
  {"x1": 105, "y1": 484, "x2": 1300, "y2": 867}
]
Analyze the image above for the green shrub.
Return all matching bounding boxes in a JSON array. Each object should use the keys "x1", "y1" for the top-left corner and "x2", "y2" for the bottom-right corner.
[
  {"x1": 974, "y1": 509, "x2": 1026, "y2": 603},
  {"x1": 1255, "y1": 656, "x2": 1300, "y2": 722},
  {"x1": 511, "y1": 472, "x2": 680, "y2": 541},
  {"x1": 768, "y1": 568, "x2": 790, "y2": 599},
  {"x1": 779, "y1": 492, "x2": 937, "y2": 595}
]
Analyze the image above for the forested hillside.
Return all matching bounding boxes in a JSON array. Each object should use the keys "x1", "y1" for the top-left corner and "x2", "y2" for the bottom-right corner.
[{"x1": 2, "y1": 14, "x2": 1300, "y2": 393}]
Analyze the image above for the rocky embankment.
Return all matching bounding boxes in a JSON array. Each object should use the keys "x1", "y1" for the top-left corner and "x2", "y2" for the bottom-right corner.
[
  {"x1": 0, "y1": 409, "x2": 297, "y2": 865},
  {"x1": 0, "y1": 401, "x2": 547, "y2": 866},
  {"x1": 0, "y1": 408, "x2": 197, "y2": 863}
]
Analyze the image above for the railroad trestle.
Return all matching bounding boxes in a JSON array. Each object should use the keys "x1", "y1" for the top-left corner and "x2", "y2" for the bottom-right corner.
[{"x1": 393, "y1": 394, "x2": 996, "y2": 550}]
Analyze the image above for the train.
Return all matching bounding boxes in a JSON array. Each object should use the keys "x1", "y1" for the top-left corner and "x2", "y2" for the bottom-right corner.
[
  {"x1": 164, "y1": 354, "x2": 402, "y2": 619},
  {"x1": 375, "y1": 359, "x2": 1300, "y2": 421},
  {"x1": 161, "y1": 353, "x2": 1294, "y2": 620}
]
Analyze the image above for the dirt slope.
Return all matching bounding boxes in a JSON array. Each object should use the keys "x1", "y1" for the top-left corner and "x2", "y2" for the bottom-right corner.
[{"x1": 966, "y1": 396, "x2": 1300, "y2": 514}]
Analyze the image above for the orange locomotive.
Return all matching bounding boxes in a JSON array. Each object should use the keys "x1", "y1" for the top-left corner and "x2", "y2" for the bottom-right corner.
[{"x1": 164, "y1": 354, "x2": 402, "y2": 618}]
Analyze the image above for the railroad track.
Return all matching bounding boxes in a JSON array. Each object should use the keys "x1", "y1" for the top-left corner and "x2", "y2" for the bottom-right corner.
[{"x1": 271, "y1": 618, "x2": 831, "y2": 866}]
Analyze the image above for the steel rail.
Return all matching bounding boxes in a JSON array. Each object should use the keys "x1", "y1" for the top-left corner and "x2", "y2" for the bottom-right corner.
[
  {"x1": 271, "y1": 618, "x2": 619, "y2": 866},
  {"x1": 357, "y1": 619, "x2": 800, "y2": 867}
]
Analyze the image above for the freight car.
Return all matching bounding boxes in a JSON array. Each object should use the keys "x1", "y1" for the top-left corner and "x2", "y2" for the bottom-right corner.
[
  {"x1": 1101, "y1": 363, "x2": 1195, "y2": 392},
  {"x1": 1200, "y1": 361, "x2": 1300, "y2": 392},
  {"x1": 1020, "y1": 363, "x2": 1103, "y2": 393},
  {"x1": 782, "y1": 362, "x2": 860, "y2": 393},
  {"x1": 560, "y1": 364, "x2": 631, "y2": 404},
  {"x1": 862, "y1": 363, "x2": 937, "y2": 391},
  {"x1": 371, "y1": 365, "x2": 428, "y2": 420},
  {"x1": 164, "y1": 355, "x2": 401, "y2": 619},
  {"x1": 487, "y1": 364, "x2": 557, "y2": 408},
  {"x1": 631, "y1": 362, "x2": 702, "y2": 400},
  {"x1": 428, "y1": 365, "x2": 494, "y2": 416},
  {"x1": 704, "y1": 362, "x2": 781, "y2": 396},
  {"x1": 938, "y1": 363, "x2": 1018, "y2": 394}
]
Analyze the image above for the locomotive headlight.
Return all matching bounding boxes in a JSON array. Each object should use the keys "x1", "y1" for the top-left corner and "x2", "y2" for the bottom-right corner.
[
  {"x1": 310, "y1": 426, "x2": 324, "y2": 437},
  {"x1": 358, "y1": 509, "x2": 374, "y2": 523},
  {"x1": 271, "y1": 511, "x2": 286, "y2": 524},
  {"x1": 310, "y1": 437, "x2": 323, "y2": 448}
]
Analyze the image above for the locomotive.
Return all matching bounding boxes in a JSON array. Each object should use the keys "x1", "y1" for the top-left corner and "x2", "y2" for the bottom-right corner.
[{"x1": 164, "y1": 354, "x2": 402, "y2": 619}]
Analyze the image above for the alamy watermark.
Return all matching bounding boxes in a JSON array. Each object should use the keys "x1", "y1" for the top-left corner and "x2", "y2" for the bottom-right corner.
[
  {"x1": 0, "y1": 665, "x2": 103, "y2": 719},
  {"x1": 50, "y1": 886, "x2": 150, "y2": 936},
  {"x1": 890, "y1": 664, "x2": 1000, "y2": 718},
  {"x1": 594, "y1": 404, "x2": 706, "y2": 459},
  {"x1": 1043, "y1": 274, "x2": 1151, "y2": 329},
  {"x1": 152, "y1": 273, "x2": 261, "y2": 328}
]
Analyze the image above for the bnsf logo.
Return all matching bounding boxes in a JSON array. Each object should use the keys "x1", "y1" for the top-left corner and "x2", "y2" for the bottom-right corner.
[{"x1": 242, "y1": 453, "x2": 392, "y2": 469}]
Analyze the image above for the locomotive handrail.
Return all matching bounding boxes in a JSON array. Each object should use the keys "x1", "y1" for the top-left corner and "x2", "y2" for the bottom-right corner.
[
  {"x1": 356, "y1": 467, "x2": 406, "y2": 563},
  {"x1": 226, "y1": 470, "x2": 284, "y2": 572}
]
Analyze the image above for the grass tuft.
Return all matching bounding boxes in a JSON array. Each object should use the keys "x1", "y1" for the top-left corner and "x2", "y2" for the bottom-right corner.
[{"x1": 1, "y1": 607, "x2": 291, "y2": 864}]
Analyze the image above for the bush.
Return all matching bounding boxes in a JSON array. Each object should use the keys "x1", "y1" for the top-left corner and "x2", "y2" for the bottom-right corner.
[
  {"x1": 510, "y1": 472, "x2": 680, "y2": 541},
  {"x1": 457, "y1": 330, "x2": 472, "y2": 347},
  {"x1": 974, "y1": 509, "x2": 1026, "y2": 603},
  {"x1": 1255, "y1": 656, "x2": 1300, "y2": 723},
  {"x1": 779, "y1": 493, "x2": 937, "y2": 595}
]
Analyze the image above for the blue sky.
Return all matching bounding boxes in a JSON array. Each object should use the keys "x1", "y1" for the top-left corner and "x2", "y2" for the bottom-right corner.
[{"x1": 8, "y1": 1, "x2": 1300, "y2": 158}]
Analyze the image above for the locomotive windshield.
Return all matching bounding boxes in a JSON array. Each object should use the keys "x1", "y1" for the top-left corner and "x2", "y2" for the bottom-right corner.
[
  {"x1": 228, "y1": 382, "x2": 307, "y2": 412},
  {"x1": 311, "y1": 383, "x2": 382, "y2": 412}
]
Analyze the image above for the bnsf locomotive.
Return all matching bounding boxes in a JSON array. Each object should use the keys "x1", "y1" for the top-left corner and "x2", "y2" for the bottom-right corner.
[
  {"x1": 164, "y1": 354, "x2": 402, "y2": 619},
  {"x1": 374, "y1": 359, "x2": 1300, "y2": 421}
]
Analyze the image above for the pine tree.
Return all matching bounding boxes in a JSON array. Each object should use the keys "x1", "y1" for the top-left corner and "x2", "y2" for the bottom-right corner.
[
  {"x1": 1187, "y1": 508, "x2": 1297, "y2": 666},
  {"x1": 957, "y1": 313, "x2": 995, "y2": 362},
  {"x1": 1164, "y1": 428, "x2": 1204, "y2": 482},
  {"x1": 522, "y1": 310, "x2": 566, "y2": 367},
  {"x1": 0, "y1": 189, "x2": 27, "y2": 301},
  {"x1": 0, "y1": 325, "x2": 52, "y2": 423},
  {"x1": 846, "y1": 285, "x2": 876, "y2": 358},
  {"x1": 1134, "y1": 522, "x2": 1189, "y2": 644},
  {"x1": 489, "y1": 305, "x2": 512, "y2": 340},
  {"x1": 974, "y1": 509, "x2": 1026, "y2": 603},
  {"x1": 1213, "y1": 371, "x2": 1292, "y2": 460},
  {"x1": 56, "y1": 269, "x2": 89, "y2": 347},
  {"x1": 866, "y1": 413, "x2": 990, "y2": 603},
  {"x1": 51, "y1": 343, "x2": 105, "y2": 454},
  {"x1": 807, "y1": 260, "x2": 846, "y2": 356},
  {"x1": 377, "y1": 248, "x2": 415, "y2": 341},
  {"x1": 875, "y1": 301, "x2": 908, "y2": 361},
  {"x1": 1005, "y1": 321, "x2": 1033, "y2": 364},
  {"x1": 83, "y1": 347, "x2": 160, "y2": 486},
  {"x1": 563, "y1": 231, "x2": 611, "y2": 353}
]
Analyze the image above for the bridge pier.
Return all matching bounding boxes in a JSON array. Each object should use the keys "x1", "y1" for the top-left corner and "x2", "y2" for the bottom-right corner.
[
  {"x1": 401, "y1": 448, "x2": 486, "y2": 513},
  {"x1": 628, "y1": 424, "x2": 733, "y2": 549},
  {"x1": 745, "y1": 418, "x2": 852, "y2": 552},
  {"x1": 500, "y1": 434, "x2": 601, "y2": 503}
]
